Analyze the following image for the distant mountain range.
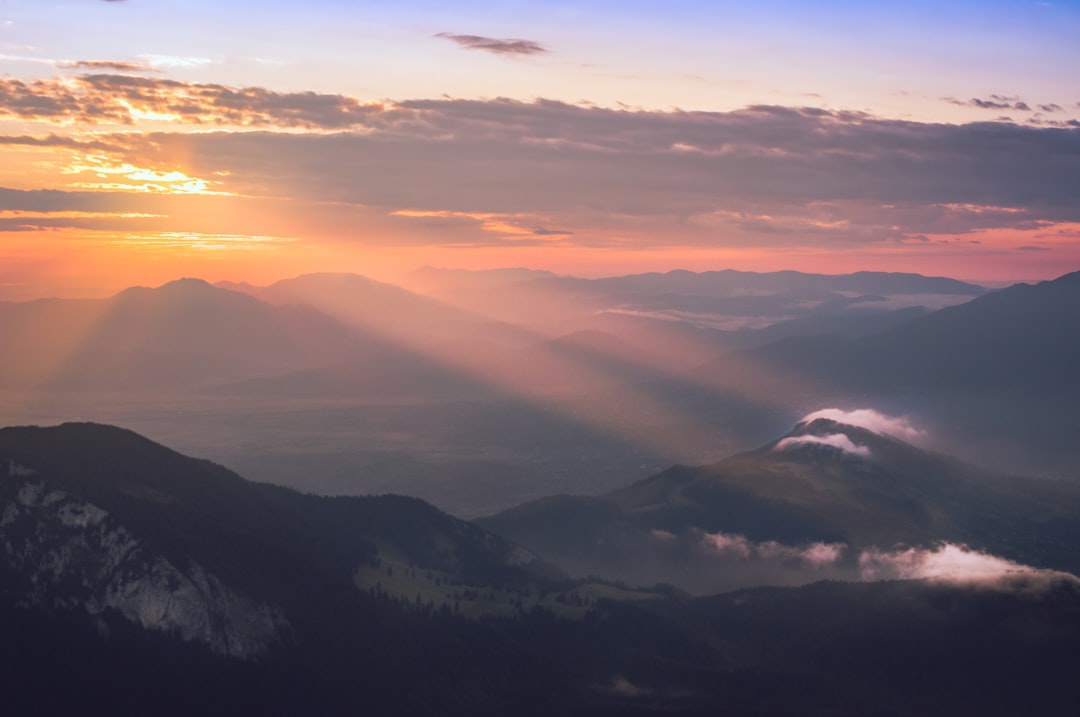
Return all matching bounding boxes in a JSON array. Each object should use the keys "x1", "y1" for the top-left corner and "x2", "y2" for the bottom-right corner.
[
  {"x1": 1, "y1": 267, "x2": 1077, "y2": 516},
  {"x1": 3, "y1": 422, "x2": 1078, "y2": 716},
  {"x1": 403, "y1": 267, "x2": 985, "y2": 351}
]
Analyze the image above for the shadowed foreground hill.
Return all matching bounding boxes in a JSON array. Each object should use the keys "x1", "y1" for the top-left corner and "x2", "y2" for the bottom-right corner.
[{"x1": 2, "y1": 423, "x2": 1079, "y2": 716}]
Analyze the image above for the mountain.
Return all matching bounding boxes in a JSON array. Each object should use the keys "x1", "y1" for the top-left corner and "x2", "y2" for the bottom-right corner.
[
  {"x1": 3, "y1": 422, "x2": 1079, "y2": 716},
  {"x1": 218, "y1": 272, "x2": 518, "y2": 349},
  {"x1": 479, "y1": 415, "x2": 1080, "y2": 594},
  {"x1": 406, "y1": 267, "x2": 983, "y2": 328},
  {"x1": 530, "y1": 268, "x2": 984, "y2": 300},
  {"x1": 691, "y1": 269, "x2": 1080, "y2": 473},
  {"x1": 710, "y1": 269, "x2": 1080, "y2": 390},
  {"x1": 0, "y1": 279, "x2": 362, "y2": 390},
  {"x1": 0, "y1": 276, "x2": 520, "y2": 400},
  {"x1": 0, "y1": 424, "x2": 543, "y2": 642},
  {"x1": 400, "y1": 268, "x2": 985, "y2": 372}
]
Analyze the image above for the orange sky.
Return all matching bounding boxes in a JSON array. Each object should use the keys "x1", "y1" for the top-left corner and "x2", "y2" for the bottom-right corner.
[{"x1": 2, "y1": 1, "x2": 1079, "y2": 299}]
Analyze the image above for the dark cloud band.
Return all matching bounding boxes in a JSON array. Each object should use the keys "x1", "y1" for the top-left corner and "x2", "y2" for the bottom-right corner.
[
  {"x1": 435, "y1": 33, "x2": 548, "y2": 57},
  {"x1": 2, "y1": 82, "x2": 1077, "y2": 250}
]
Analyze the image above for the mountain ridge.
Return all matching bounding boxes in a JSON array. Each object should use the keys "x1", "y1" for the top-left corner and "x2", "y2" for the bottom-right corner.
[{"x1": 480, "y1": 412, "x2": 1080, "y2": 593}]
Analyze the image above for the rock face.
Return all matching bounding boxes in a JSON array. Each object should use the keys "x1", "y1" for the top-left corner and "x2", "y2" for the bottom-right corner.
[{"x1": 1, "y1": 464, "x2": 289, "y2": 659}]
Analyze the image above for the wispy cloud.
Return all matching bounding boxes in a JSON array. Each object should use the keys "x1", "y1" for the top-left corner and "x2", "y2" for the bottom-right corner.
[
  {"x1": 858, "y1": 543, "x2": 1051, "y2": 583},
  {"x1": 702, "y1": 531, "x2": 846, "y2": 567},
  {"x1": 774, "y1": 433, "x2": 872, "y2": 457},
  {"x1": 798, "y1": 408, "x2": 926, "y2": 442},
  {"x1": 696, "y1": 531, "x2": 1077, "y2": 589},
  {"x1": 435, "y1": 33, "x2": 548, "y2": 57},
  {"x1": 947, "y1": 94, "x2": 1034, "y2": 111},
  {"x1": 59, "y1": 60, "x2": 153, "y2": 73}
]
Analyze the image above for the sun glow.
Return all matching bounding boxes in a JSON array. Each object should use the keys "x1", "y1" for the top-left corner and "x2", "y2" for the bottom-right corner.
[
  {"x1": 60, "y1": 155, "x2": 230, "y2": 195},
  {"x1": 107, "y1": 232, "x2": 302, "y2": 252}
]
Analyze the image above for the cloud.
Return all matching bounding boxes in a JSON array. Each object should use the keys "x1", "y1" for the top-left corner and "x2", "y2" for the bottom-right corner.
[
  {"x1": 857, "y1": 543, "x2": 1057, "y2": 584},
  {"x1": 774, "y1": 433, "x2": 872, "y2": 457},
  {"x1": 0, "y1": 74, "x2": 383, "y2": 127},
  {"x1": 0, "y1": 133, "x2": 122, "y2": 151},
  {"x1": 60, "y1": 60, "x2": 152, "y2": 73},
  {"x1": 436, "y1": 33, "x2": 548, "y2": 57},
  {"x1": 962, "y1": 94, "x2": 1034, "y2": 111},
  {"x1": 106, "y1": 98, "x2": 1080, "y2": 242},
  {"x1": 798, "y1": 408, "x2": 926, "y2": 442},
  {"x1": 649, "y1": 529, "x2": 677, "y2": 543},
  {"x1": 702, "y1": 532, "x2": 846, "y2": 567},
  {"x1": 4, "y1": 91, "x2": 1080, "y2": 251},
  {"x1": 697, "y1": 531, "x2": 1075, "y2": 590},
  {"x1": 602, "y1": 677, "x2": 650, "y2": 697}
]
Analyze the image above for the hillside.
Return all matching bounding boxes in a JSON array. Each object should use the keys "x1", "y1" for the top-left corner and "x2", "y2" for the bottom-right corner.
[
  {"x1": 3, "y1": 422, "x2": 1079, "y2": 716},
  {"x1": 480, "y1": 413, "x2": 1080, "y2": 593}
]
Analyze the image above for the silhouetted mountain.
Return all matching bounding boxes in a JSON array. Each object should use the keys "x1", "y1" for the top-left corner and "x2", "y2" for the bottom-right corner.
[
  {"x1": 480, "y1": 416, "x2": 1080, "y2": 594},
  {"x1": 0, "y1": 279, "x2": 362, "y2": 390}
]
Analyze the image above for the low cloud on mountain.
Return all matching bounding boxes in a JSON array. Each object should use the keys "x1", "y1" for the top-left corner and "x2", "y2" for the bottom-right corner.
[
  {"x1": 693, "y1": 530, "x2": 1074, "y2": 591},
  {"x1": 798, "y1": 408, "x2": 927, "y2": 442},
  {"x1": 774, "y1": 432, "x2": 872, "y2": 457}
]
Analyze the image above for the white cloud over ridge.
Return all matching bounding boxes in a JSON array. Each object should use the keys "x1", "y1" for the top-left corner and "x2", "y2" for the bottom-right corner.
[
  {"x1": 702, "y1": 531, "x2": 845, "y2": 567},
  {"x1": 799, "y1": 408, "x2": 926, "y2": 442},
  {"x1": 774, "y1": 432, "x2": 872, "y2": 456},
  {"x1": 697, "y1": 531, "x2": 1074, "y2": 588},
  {"x1": 857, "y1": 543, "x2": 1050, "y2": 583}
]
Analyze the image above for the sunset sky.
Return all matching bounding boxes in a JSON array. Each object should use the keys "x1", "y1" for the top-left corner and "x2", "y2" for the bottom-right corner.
[{"x1": 2, "y1": 0, "x2": 1079, "y2": 299}]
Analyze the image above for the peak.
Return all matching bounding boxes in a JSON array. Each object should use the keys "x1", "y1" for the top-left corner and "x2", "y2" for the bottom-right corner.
[
  {"x1": 1, "y1": 421, "x2": 159, "y2": 446},
  {"x1": 793, "y1": 417, "x2": 860, "y2": 435},
  {"x1": 159, "y1": 278, "x2": 215, "y2": 291},
  {"x1": 785, "y1": 417, "x2": 883, "y2": 446},
  {"x1": 115, "y1": 278, "x2": 215, "y2": 298}
]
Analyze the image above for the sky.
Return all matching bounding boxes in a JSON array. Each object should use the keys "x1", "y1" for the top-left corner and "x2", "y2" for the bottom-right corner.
[{"x1": 2, "y1": 0, "x2": 1079, "y2": 298}]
